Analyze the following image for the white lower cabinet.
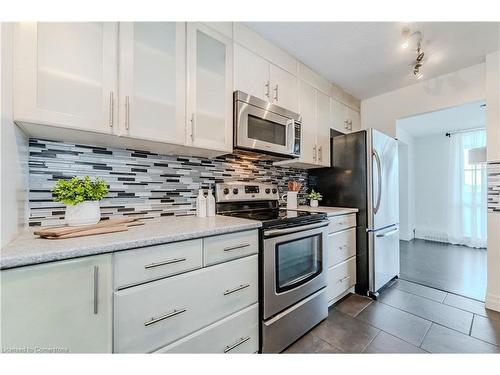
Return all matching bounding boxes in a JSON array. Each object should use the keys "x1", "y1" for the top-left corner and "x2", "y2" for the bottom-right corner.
[
  {"x1": 327, "y1": 257, "x2": 357, "y2": 302},
  {"x1": 328, "y1": 227, "x2": 356, "y2": 268},
  {"x1": 0, "y1": 254, "x2": 113, "y2": 353},
  {"x1": 203, "y1": 230, "x2": 258, "y2": 266},
  {"x1": 326, "y1": 214, "x2": 357, "y2": 306},
  {"x1": 113, "y1": 253, "x2": 258, "y2": 353},
  {"x1": 155, "y1": 303, "x2": 259, "y2": 353},
  {"x1": 113, "y1": 239, "x2": 203, "y2": 289}
]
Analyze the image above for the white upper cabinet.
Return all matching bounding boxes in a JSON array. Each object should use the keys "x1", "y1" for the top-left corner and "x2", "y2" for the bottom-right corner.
[
  {"x1": 186, "y1": 23, "x2": 233, "y2": 153},
  {"x1": 276, "y1": 81, "x2": 331, "y2": 169},
  {"x1": 331, "y1": 98, "x2": 348, "y2": 133},
  {"x1": 348, "y1": 106, "x2": 361, "y2": 132},
  {"x1": 316, "y1": 90, "x2": 331, "y2": 167},
  {"x1": 331, "y1": 98, "x2": 360, "y2": 134},
  {"x1": 234, "y1": 43, "x2": 298, "y2": 113},
  {"x1": 298, "y1": 81, "x2": 317, "y2": 165},
  {"x1": 118, "y1": 22, "x2": 186, "y2": 145},
  {"x1": 13, "y1": 22, "x2": 118, "y2": 133},
  {"x1": 187, "y1": 23, "x2": 233, "y2": 152},
  {"x1": 234, "y1": 44, "x2": 270, "y2": 102},
  {"x1": 269, "y1": 64, "x2": 298, "y2": 112}
]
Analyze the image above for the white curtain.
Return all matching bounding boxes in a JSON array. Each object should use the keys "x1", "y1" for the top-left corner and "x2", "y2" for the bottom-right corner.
[{"x1": 447, "y1": 129, "x2": 487, "y2": 248}]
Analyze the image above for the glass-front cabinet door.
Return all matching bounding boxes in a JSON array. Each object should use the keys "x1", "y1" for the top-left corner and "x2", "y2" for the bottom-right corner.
[
  {"x1": 186, "y1": 23, "x2": 233, "y2": 153},
  {"x1": 119, "y1": 22, "x2": 186, "y2": 145},
  {"x1": 275, "y1": 233, "x2": 323, "y2": 293},
  {"x1": 14, "y1": 22, "x2": 118, "y2": 133}
]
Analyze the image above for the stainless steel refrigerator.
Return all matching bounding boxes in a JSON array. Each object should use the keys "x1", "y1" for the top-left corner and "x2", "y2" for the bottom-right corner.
[{"x1": 309, "y1": 128, "x2": 399, "y2": 298}]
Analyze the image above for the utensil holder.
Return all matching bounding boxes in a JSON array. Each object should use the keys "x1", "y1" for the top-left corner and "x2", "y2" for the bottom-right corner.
[{"x1": 286, "y1": 191, "x2": 298, "y2": 209}]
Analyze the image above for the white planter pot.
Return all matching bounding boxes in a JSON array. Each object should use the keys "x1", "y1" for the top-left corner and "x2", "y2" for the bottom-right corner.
[
  {"x1": 65, "y1": 201, "x2": 101, "y2": 226},
  {"x1": 310, "y1": 200, "x2": 319, "y2": 208}
]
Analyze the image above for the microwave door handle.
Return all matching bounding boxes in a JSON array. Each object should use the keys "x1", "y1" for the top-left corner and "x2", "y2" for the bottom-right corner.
[{"x1": 286, "y1": 119, "x2": 295, "y2": 154}]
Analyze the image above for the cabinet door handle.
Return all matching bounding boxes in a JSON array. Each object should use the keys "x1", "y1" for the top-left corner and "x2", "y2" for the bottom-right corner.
[
  {"x1": 144, "y1": 308, "x2": 186, "y2": 327},
  {"x1": 224, "y1": 336, "x2": 251, "y2": 353},
  {"x1": 144, "y1": 257, "x2": 187, "y2": 269},
  {"x1": 318, "y1": 146, "x2": 323, "y2": 163},
  {"x1": 224, "y1": 284, "x2": 250, "y2": 296},
  {"x1": 109, "y1": 92, "x2": 114, "y2": 128},
  {"x1": 93, "y1": 266, "x2": 99, "y2": 315},
  {"x1": 190, "y1": 113, "x2": 195, "y2": 141},
  {"x1": 313, "y1": 145, "x2": 317, "y2": 162},
  {"x1": 338, "y1": 275, "x2": 351, "y2": 283},
  {"x1": 125, "y1": 95, "x2": 130, "y2": 130},
  {"x1": 224, "y1": 243, "x2": 250, "y2": 252},
  {"x1": 265, "y1": 81, "x2": 270, "y2": 99},
  {"x1": 273, "y1": 84, "x2": 279, "y2": 101}
]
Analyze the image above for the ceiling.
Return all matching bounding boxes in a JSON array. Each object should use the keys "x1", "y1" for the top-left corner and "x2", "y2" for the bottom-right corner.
[
  {"x1": 245, "y1": 22, "x2": 500, "y2": 99},
  {"x1": 397, "y1": 100, "x2": 486, "y2": 137}
]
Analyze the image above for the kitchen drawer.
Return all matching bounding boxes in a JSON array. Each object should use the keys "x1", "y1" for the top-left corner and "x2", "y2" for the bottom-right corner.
[
  {"x1": 328, "y1": 228, "x2": 356, "y2": 268},
  {"x1": 114, "y1": 239, "x2": 203, "y2": 289},
  {"x1": 155, "y1": 303, "x2": 259, "y2": 353},
  {"x1": 327, "y1": 257, "x2": 356, "y2": 302},
  {"x1": 114, "y1": 254, "x2": 258, "y2": 353},
  {"x1": 328, "y1": 213, "x2": 356, "y2": 233},
  {"x1": 203, "y1": 230, "x2": 258, "y2": 266}
]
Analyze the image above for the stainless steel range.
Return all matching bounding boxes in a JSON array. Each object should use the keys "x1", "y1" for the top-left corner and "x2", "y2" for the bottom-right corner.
[{"x1": 215, "y1": 182, "x2": 329, "y2": 353}]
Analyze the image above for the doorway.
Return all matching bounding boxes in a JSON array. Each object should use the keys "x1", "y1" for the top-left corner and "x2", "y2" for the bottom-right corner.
[{"x1": 396, "y1": 100, "x2": 488, "y2": 301}]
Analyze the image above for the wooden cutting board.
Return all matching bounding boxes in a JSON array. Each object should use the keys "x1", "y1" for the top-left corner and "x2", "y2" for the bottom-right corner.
[
  {"x1": 48, "y1": 225, "x2": 129, "y2": 239},
  {"x1": 35, "y1": 217, "x2": 139, "y2": 238},
  {"x1": 43, "y1": 221, "x2": 145, "y2": 240}
]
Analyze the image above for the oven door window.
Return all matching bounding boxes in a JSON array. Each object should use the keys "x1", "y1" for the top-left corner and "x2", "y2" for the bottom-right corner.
[
  {"x1": 275, "y1": 234, "x2": 322, "y2": 293},
  {"x1": 247, "y1": 115, "x2": 286, "y2": 146}
]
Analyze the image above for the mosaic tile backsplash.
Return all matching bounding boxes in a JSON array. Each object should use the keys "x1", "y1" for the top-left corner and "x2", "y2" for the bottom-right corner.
[{"x1": 28, "y1": 139, "x2": 309, "y2": 227}]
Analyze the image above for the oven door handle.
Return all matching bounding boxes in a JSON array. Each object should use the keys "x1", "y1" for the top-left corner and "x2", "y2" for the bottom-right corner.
[{"x1": 264, "y1": 220, "x2": 329, "y2": 237}]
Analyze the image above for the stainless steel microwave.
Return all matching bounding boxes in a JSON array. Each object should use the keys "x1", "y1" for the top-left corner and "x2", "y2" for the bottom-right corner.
[{"x1": 234, "y1": 91, "x2": 301, "y2": 159}]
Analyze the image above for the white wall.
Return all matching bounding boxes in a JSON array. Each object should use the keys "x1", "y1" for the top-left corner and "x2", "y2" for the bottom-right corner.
[
  {"x1": 396, "y1": 127, "x2": 415, "y2": 241},
  {"x1": 361, "y1": 63, "x2": 486, "y2": 137},
  {"x1": 413, "y1": 133, "x2": 452, "y2": 242},
  {"x1": 1, "y1": 22, "x2": 28, "y2": 247}
]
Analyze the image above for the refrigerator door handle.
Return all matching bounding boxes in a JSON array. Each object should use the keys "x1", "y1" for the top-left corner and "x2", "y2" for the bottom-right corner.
[
  {"x1": 373, "y1": 149, "x2": 382, "y2": 214},
  {"x1": 376, "y1": 227, "x2": 399, "y2": 238}
]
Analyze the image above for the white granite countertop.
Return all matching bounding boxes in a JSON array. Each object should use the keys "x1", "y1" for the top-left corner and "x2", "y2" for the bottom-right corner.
[
  {"x1": 0, "y1": 215, "x2": 261, "y2": 270},
  {"x1": 293, "y1": 205, "x2": 359, "y2": 217}
]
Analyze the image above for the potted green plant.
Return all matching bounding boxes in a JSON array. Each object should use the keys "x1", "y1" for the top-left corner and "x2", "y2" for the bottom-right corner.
[
  {"x1": 53, "y1": 176, "x2": 109, "y2": 226},
  {"x1": 307, "y1": 189, "x2": 323, "y2": 208}
]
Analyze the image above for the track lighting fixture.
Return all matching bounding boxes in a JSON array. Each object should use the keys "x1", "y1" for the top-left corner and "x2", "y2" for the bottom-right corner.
[{"x1": 401, "y1": 27, "x2": 425, "y2": 80}]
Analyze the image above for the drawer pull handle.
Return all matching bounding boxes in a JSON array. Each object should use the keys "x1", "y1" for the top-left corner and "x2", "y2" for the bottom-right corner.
[
  {"x1": 338, "y1": 276, "x2": 351, "y2": 283},
  {"x1": 224, "y1": 284, "x2": 250, "y2": 296},
  {"x1": 144, "y1": 308, "x2": 186, "y2": 326},
  {"x1": 144, "y1": 257, "x2": 187, "y2": 269},
  {"x1": 338, "y1": 245, "x2": 348, "y2": 250},
  {"x1": 224, "y1": 336, "x2": 251, "y2": 353},
  {"x1": 224, "y1": 243, "x2": 250, "y2": 252}
]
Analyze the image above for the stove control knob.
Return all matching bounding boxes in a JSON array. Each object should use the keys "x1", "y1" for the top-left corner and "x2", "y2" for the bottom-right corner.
[
  {"x1": 265, "y1": 188, "x2": 271, "y2": 194},
  {"x1": 232, "y1": 188, "x2": 239, "y2": 195},
  {"x1": 272, "y1": 188, "x2": 277, "y2": 194},
  {"x1": 223, "y1": 188, "x2": 230, "y2": 195}
]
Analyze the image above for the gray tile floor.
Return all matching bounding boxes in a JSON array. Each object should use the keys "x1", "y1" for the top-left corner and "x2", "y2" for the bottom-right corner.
[
  {"x1": 400, "y1": 239, "x2": 487, "y2": 301},
  {"x1": 284, "y1": 279, "x2": 500, "y2": 353}
]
